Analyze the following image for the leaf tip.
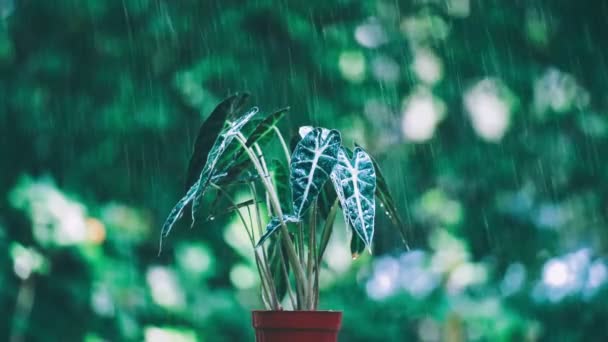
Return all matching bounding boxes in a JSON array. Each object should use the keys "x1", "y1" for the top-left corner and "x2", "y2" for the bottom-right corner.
[
  {"x1": 255, "y1": 237, "x2": 267, "y2": 249},
  {"x1": 157, "y1": 236, "x2": 164, "y2": 256}
]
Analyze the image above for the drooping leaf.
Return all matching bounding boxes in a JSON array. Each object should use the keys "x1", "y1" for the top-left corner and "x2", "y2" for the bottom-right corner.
[
  {"x1": 358, "y1": 143, "x2": 410, "y2": 249},
  {"x1": 290, "y1": 128, "x2": 342, "y2": 217},
  {"x1": 161, "y1": 106, "x2": 259, "y2": 243},
  {"x1": 208, "y1": 198, "x2": 260, "y2": 220},
  {"x1": 160, "y1": 179, "x2": 199, "y2": 240},
  {"x1": 256, "y1": 215, "x2": 300, "y2": 247},
  {"x1": 184, "y1": 93, "x2": 250, "y2": 190},
  {"x1": 330, "y1": 146, "x2": 377, "y2": 249},
  {"x1": 190, "y1": 106, "x2": 259, "y2": 220}
]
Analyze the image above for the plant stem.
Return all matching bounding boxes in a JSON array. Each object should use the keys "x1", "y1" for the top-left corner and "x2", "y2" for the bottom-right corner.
[
  {"x1": 297, "y1": 222, "x2": 305, "y2": 266},
  {"x1": 250, "y1": 144, "x2": 298, "y2": 309},
  {"x1": 253, "y1": 143, "x2": 272, "y2": 217},
  {"x1": 249, "y1": 182, "x2": 284, "y2": 308},
  {"x1": 273, "y1": 126, "x2": 291, "y2": 164},
  {"x1": 276, "y1": 242, "x2": 297, "y2": 309},
  {"x1": 235, "y1": 134, "x2": 308, "y2": 306},
  {"x1": 306, "y1": 201, "x2": 317, "y2": 310},
  {"x1": 312, "y1": 210, "x2": 319, "y2": 310},
  {"x1": 9, "y1": 277, "x2": 35, "y2": 342},
  {"x1": 211, "y1": 182, "x2": 279, "y2": 309},
  {"x1": 317, "y1": 197, "x2": 339, "y2": 264}
]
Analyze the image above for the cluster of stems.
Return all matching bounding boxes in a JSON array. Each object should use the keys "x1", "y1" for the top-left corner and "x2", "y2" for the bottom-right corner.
[{"x1": 210, "y1": 130, "x2": 335, "y2": 311}]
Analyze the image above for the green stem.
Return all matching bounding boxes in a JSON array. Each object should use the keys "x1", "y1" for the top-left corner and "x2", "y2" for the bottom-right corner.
[
  {"x1": 277, "y1": 242, "x2": 297, "y2": 309},
  {"x1": 253, "y1": 143, "x2": 273, "y2": 217},
  {"x1": 249, "y1": 182, "x2": 289, "y2": 308},
  {"x1": 9, "y1": 277, "x2": 35, "y2": 342},
  {"x1": 297, "y1": 222, "x2": 305, "y2": 266},
  {"x1": 235, "y1": 134, "x2": 308, "y2": 305},
  {"x1": 211, "y1": 182, "x2": 279, "y2": 309},
  {"x1": 273, "y1": 126, "x2": 291, "y2": 164},
  {"x1": 317, "y1": 198, "x2": 339, "y2": 264},
  {"x1": 306, "y1": 202, "x2": 317, "y2": 310}
]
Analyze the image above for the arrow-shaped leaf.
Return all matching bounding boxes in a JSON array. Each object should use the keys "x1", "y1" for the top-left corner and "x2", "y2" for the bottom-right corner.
[
  {"x1": 256, "y1": 215, "x2": 300, "y2": 247},
  {"x1": 297, "y1": 125, "x2": 338, "y2": 218},
  {"x1": 330, "y1": 146, "x2": 377, "y2": 250},
  {"x1": 290, "y1": 128, "x2": 342, "y2": 218},
  {"x1": 360, "y1": 145, "x2": 410, "y2": 249}
]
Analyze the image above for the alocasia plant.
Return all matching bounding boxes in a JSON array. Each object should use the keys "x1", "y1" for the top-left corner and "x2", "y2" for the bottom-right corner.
[{"x1": 160, "y1": 93, "x2": 407, "y2": 310}]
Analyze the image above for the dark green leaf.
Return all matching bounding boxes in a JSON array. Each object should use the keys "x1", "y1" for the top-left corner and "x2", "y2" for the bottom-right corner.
[
  {"x1": 256, "y1": 215, "x2": 300, "y2": 247},
  {"x1": 161, "y1": 105, "x2": 259, "y2": 243},
  {"x1": 246, "y1": 107, "x2": 289, "y2": 147},
  {"x1": 208, "y1": 198, "x2": 260, "y2": 220},
  {"x1": 185, "y1": 93, "x2": 250, "y2": 191},
  {"x1": 290, "y1": 128, "x2": 341, "y2": 217},
  {"x1": 191, "y1": 107, "x2": 259, "y2": 220}
]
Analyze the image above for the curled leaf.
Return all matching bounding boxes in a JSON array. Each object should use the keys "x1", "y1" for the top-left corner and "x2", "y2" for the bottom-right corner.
[{"x1": 161, "y1": 179, "x2": 199, "y2": 239}]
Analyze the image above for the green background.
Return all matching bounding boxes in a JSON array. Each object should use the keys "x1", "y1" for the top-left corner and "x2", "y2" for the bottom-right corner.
[{"x1": 2, "y1": 0, "x2": 608, "y2": 341}]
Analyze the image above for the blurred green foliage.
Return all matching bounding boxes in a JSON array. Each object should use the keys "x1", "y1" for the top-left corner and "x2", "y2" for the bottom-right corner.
[{"x1": 2, "y1": 0, "x2": 608, "y2": 341}]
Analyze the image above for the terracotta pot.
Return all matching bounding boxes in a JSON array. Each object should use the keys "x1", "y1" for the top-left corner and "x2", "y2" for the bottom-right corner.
[{"x1": 251, "y1": 310, "x2": 342, "y2": 342}]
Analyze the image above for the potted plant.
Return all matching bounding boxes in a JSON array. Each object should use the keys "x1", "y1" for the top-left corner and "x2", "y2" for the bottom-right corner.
[{"x1": 160, "y1": 93, "x2": 407, "y2": 341}]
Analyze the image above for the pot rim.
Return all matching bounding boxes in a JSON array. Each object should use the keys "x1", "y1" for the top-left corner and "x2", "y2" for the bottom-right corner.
[
  {"x1": 251, "y1": 310, "x2": 342, "y2": 313},
  {"x1": 251, "y1": 310, "x2": 343, "y2": 330}
]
